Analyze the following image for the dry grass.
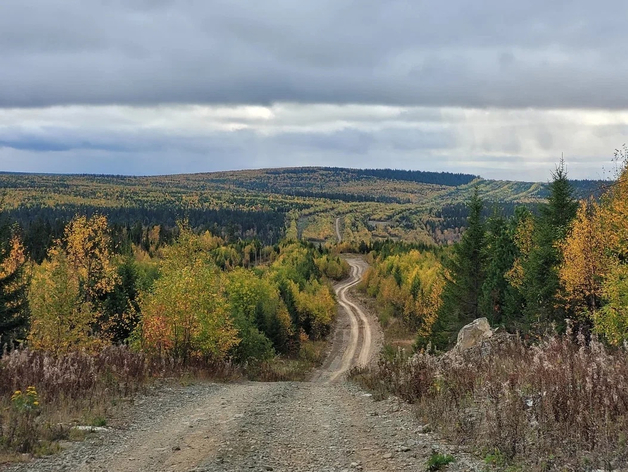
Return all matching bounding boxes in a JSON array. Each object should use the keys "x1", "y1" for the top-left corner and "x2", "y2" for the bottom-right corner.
[
  {"x1": 351, "y1": 334, "x2": 628, "y2": 471},
  {"x1": 0, "y1": 338, "x2": 328, "y2": 459},
  {"x1": 246, "y1": 340, "x2": 327, "y2": 382},
  {"x1": 0, "y1": 347, "x2": 238, "y2": 458}
]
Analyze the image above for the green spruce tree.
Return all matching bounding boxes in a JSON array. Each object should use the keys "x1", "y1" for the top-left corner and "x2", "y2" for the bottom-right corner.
[
  {"x1": 479, "y1": 212, "x2": 517, "y2": 326},
  {"x1": 430, "y1": 188, "x2": 486, "y2": 348},
  {"x1": 502, "y1": 207, "x2": 534, "y2": 330},
  {"x1": 0, "y1": 217, "x2": 29, "y2": 351},
  {"x1": 523, "y1": 159, "x2": 578, "y2": 332}
]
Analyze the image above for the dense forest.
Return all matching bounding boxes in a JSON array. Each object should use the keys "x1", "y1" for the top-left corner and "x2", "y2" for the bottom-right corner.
[
  {"x1": 0, "y1": 164, "x2": 614, "y2": 357},
  {"x1": 6, "y1": 204, "x2": 285, "y2": 264},
  {"x1": 361, "y1": 155, "x2": 628, "y2": 349},
  {"x1": 1, "y1": 163, "x2": 614, "y2": 360},
  {"x1": 304, "y1": 167, "x2": 478, "y2": 187},
  {"x1": 0, "y1": 214, "x2": 348, "y2": 359},
  {"x1": 0, "y1": 167, "x2": 607, "y2": 255}
]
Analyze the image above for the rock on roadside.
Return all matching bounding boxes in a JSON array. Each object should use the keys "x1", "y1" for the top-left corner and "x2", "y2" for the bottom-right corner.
[{"x1": 453, "y1": 317, "x2": 493, "y2": 353}]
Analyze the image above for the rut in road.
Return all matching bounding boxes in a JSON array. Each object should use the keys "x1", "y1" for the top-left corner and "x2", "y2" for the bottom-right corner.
[{"x1": 5, "y1": 257, "x2": 481, "y2": 472}]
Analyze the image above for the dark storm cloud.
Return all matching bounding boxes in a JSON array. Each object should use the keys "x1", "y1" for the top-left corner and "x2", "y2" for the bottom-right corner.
[{"x1": 1, "y1": 0, "x2": 628, "y2": 108}]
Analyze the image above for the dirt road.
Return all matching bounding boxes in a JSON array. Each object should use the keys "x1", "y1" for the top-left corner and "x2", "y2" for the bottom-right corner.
[
  {"x1": 335, "y1": 217, "x2": 342, "y2": 243},
  {"x1": 6, "y1": 258, "x2": 480, "y2": 472},
  {"x1": 312, "y1": 257, "x2": 373, "y2": 383}
]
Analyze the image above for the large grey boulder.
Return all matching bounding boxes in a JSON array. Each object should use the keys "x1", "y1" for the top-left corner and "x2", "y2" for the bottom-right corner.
[{"x1": 454, "y1": 318, "x2": 493, "y2": 352}]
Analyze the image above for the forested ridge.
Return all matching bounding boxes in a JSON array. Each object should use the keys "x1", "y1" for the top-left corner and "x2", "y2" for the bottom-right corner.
[{"x1": 0, "y1": 167, "x2": 606, "y2": 258}]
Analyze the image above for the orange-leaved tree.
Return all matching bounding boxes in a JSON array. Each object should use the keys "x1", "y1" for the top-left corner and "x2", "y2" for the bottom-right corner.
[
  {"x1": 591, "y1": 150, "x2": 628, "y2": 344},
  {"x1": 64, "y1": 215, "x2": 118, "y2": 305},
  {"x1": 559, "y1": 200, "x2": 609, "y2": 325}
]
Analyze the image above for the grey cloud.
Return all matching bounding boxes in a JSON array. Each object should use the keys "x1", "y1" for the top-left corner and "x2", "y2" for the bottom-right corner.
[
  {"x1": 0, "y1": 124, "x2": 453, "y2": 159},
  {"x1": 0, "y1": 121, "x2": 611, "y2": 181},
  {"x1": 2, "y1": 0, "x2": 628, "y2": 108},
  {"x1": 0, "y1": 104, "x2": 624, "y2": 180}
]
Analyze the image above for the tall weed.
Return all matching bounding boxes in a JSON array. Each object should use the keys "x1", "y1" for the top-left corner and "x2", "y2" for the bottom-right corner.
[
  {"x1": 351, "y1": 335, "x2": 628, "y2": 470},
  {"x1": 0, "y1": 346, "x2": 237, "y2": 456}
]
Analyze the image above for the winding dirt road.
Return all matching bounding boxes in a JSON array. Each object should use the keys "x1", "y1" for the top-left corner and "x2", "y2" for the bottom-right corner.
[
  {"x1": 335, "y1": 217, "x2": 342, "y2": 244},
  {"x1": 6, "y1": 258, "x2": 480, "y2": 472},
  {"x1": 312, "y1": 257, "x2": 374, "y2": 383}
]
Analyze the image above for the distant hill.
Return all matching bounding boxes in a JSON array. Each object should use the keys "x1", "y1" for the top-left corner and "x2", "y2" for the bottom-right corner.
[
  {"x1": 274, "y1": 167, "x2": 478, "y2": 187},
  {"x1": 0, "y1": 167, "x2": 609, "y2": 249}
]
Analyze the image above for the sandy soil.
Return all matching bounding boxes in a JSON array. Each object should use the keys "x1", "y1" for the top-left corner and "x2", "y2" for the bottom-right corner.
[{"x1": 335, "y1": 217, "x2": 342, "y2": 244}]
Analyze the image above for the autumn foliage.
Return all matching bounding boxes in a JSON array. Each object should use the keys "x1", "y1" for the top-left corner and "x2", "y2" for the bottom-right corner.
[
  {"x1": 28, "y1": 215, "x2": 119, "y2": 353},
  {"x1": 559, "y1": 151, "x2": 628, "y2": 344},
  {"x1": 0, "y1": 230, "x2": 28, "y2": 349},
  {"x1": 359, "y1": 156, "x2": 628, "y2": 350},
  {"x1": 362, "y1": 247, "x2": 444, "y2": 341},
  {"x1": 14, "y1": 214, "x2": 339, "y2": 367}
]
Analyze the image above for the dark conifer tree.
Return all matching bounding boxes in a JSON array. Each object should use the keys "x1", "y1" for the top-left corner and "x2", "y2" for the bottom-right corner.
[
  {"x1": 0, "y1": 217, "x2": 29, "y2": 351},
  {"x1": 523, "y1": 159, "x2": 578, "y2": 331},
  {"x1": 479, "y1": 212, "x2": 517, "y2": 326},
  {"x1": 277, "y1": 278, "x2": 300, "y2": 354},
  {"x1": 98, "y1": 257, "x2": 141, "y2": 344},
  {"x1": 430, "y1": 188, "x2": 486, "y2": 348}
]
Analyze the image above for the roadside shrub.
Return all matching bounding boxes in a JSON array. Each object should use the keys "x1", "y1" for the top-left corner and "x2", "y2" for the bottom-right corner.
[
  {"x1": 234, "y1": 326, "x2": 275, "y2": 363},
  {"x1": 4, "y1": 386, "x2": 41, "y2": 453},
  {"x1": 426, "y1": 452, "x2": 455, "y2": 471},
  {"x1": 0, "y1": 346, "x2": 238, "y2": 455},
  {"x1": 315, "y1": 254, "x2": 350, "y2": 280},
  {"x1": 351, "y1": 335, "x2": 628, "y2": 470}
]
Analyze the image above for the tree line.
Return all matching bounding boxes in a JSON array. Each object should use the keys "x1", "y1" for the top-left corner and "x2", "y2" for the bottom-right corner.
[
  {"x1": 6, "y1": 204, "x2": 285, "y2": 263},
  {"x1": 263, "y1": 167, "x2": 478, "y2": 187},
  {"x1": 429, "y1": 155, "x2": 628, "y2": 348},
  {"x1": 327, "y1": 167, "x2": 478, "y2": 187},
  {"x1": 0, "y1": 213, "x2": 348, "y2": 364}
]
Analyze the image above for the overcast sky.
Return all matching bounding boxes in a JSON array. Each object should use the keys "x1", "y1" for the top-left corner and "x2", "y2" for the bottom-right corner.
[{"x1": 1, "y1": 0, "x2": 626, "y2": 181}]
